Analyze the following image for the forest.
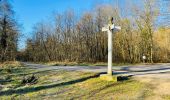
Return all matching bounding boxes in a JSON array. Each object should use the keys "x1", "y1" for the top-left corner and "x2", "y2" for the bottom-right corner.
[{"x1": 1, "y1": 0, "x2": 170, "y2": 63}]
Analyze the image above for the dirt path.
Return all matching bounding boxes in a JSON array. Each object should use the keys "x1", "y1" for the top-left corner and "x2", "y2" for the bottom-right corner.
[{"x1": 134, "y1": 73, "x2": 170, "y2": 99}]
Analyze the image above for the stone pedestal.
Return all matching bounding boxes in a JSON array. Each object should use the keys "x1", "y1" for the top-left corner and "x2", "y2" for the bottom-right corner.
[{"x1": 100, "y1": 74, "x2": 117, "y2": 82}]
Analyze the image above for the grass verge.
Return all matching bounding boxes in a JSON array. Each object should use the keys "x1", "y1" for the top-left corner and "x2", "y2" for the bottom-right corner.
[
  {"x1": 0, "y1": 61, "x2": 23, "y2": 68},
  {"x1": 43, "y1": 61, "x2": 133, "y2": 67},
  {"x1": 0, "y1": 66, "x2": 166, "y2": 100}
]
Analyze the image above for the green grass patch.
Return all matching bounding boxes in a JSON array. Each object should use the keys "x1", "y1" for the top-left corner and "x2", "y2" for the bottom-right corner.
[{"x1": 163, "y1": 95, "x2": 170, "y2": 100}]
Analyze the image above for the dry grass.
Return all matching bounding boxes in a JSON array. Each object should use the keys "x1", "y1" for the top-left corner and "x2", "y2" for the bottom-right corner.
[
  {"x1": 44, "y1": 61, "x2": 132, "y2": 67},
  {"x1": 0, "y1": 67, "x2": 152, "y2": 100},
  {"x1": 0, "y1": 61, "x2": 23, "y2": 68},
  {"x1": 2, "y1": 64, "x2": 170, "y2": 99},
  {"x1": 45, "y1": 61, "x2": 78, "y2": 66},
  {"x1": 134, "y1": 73, "x2": 170, "y2": 100}
]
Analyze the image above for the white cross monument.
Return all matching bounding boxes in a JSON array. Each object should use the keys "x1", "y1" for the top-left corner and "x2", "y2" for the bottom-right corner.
[{"x1": 102, "y1": 17, "x2": 121, "y2": 76}]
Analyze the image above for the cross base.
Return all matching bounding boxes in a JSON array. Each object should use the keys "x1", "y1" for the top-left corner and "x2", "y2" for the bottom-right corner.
[{"x1": 100, "y1": 74, "x2": 117, "y2": 82}]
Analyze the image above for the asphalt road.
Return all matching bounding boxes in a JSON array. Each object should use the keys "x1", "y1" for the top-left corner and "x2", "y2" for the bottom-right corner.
[{"x1": 23, "y1": 62, "x2": 170, "y2": 76}]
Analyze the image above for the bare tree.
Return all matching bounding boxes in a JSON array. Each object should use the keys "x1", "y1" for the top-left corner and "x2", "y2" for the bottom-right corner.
[{"x1": 0, "y1": 0, "x2": 19, "y2": 62}]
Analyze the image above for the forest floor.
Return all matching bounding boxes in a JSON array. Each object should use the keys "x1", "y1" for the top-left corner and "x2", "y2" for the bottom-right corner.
[{"x1": 0, "y1": 63, "x2": 170, "y2": 99}]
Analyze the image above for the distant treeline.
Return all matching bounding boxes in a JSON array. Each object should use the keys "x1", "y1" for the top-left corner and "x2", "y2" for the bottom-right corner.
[
  {"x1": 19, "y1": 1, "x2": 170, "y2": 63},
  {"x1": 1, "y1": 0, "x2": 170, "y2": 63}
]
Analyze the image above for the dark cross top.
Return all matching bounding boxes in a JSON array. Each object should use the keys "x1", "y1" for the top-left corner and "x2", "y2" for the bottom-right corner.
[{"x1": 110, "y1": 17, "x2": 114, "y2": 24}]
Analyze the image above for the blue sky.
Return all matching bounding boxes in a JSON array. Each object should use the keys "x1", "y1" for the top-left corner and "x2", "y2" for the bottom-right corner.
[
  {"x1": 13, "y1": 0, "x2": 100, "y2": 49},
  {"x1": 12, "y1": 0, "x2": 136, "y2": 49},
  {"x1": 11, "y1": 0, "x2": 170, "y2": 49}
]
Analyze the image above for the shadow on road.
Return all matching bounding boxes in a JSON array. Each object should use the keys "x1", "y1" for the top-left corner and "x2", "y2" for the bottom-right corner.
[{"x1": 119, "y1": 67, "x2": 170, "y2": 73}]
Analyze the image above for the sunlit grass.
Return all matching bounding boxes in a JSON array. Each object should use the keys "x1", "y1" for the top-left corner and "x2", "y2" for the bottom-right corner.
[
  {"x1": 0, "y1": 61, "x2": 23, "y2": 68},
  {"x1": 0, "y1": 66, "x2": 160, "y2": 100}
]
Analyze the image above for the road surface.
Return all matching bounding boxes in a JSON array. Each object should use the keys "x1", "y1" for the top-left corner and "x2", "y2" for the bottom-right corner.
[{"x1": 23, "y1": 62, "x2": 170, "y2": 76}]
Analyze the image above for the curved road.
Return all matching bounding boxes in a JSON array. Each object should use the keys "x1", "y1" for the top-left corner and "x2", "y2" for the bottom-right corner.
[{"x1": 23, "y1": 62, "x2": 170, "y2": 76}]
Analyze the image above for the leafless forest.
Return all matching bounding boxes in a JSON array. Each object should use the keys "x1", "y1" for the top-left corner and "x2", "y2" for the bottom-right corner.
[
  {"x1": 0, "y1": 0, "x2": 19, "y2": 62},
  {"x1": 1, "y1": 0, "x2": 170, "y2": 63}
]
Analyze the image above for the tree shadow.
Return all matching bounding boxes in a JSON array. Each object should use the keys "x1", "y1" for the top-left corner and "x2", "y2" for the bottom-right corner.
[
  {"x1": 117, "y1": 75, "x2": 133, "y2": 81},
  {"x1": 0, "y1": 73, "x2": 101, "y2": 96},
  {"x1": 0, "y1": 79, "x2": 12, "y2": 84}
]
